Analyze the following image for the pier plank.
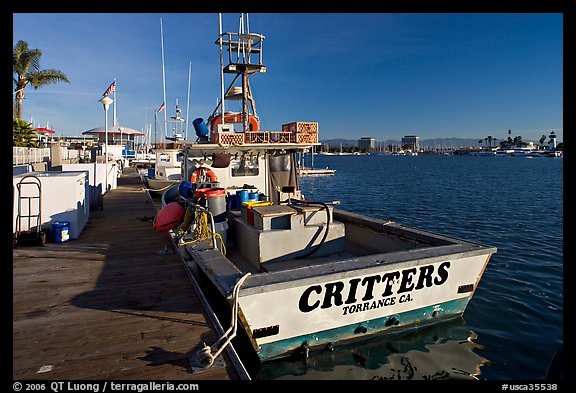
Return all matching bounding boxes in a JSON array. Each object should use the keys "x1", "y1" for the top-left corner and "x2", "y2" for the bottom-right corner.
[{"x1": 13, "y1": 167, "x2": 239, "y2": 380}]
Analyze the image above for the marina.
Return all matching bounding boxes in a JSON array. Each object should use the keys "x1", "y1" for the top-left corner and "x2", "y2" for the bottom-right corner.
[{"x1": 12, "y1": 13, "x2": 564, "y2": 382}]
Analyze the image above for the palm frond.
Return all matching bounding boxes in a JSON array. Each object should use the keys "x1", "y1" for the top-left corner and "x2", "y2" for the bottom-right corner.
[{"x1": 29, "y1": 69, "x2": 70, "y2": 89}]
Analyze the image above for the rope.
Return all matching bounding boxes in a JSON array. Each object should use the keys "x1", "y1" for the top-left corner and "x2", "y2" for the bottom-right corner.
[
  {"x1": 193, "y1": 272, "x2": 251, "y2": 368},
  {"x1": 179, "y1": 206, "x2": 226, "y2": 256}
]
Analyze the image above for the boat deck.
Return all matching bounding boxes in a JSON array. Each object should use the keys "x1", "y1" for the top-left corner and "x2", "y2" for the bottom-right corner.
[{"x1": 12, "y1": 167, "x2": 239, "y2": 380}]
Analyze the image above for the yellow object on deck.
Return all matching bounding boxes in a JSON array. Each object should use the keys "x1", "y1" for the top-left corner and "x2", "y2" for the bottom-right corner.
[
  {"x1": 241, "y1": 201, "x2": 273, "y2": 225},
  {"x1": 241, "y1": 201, "x2": 273, "y2": 209}
]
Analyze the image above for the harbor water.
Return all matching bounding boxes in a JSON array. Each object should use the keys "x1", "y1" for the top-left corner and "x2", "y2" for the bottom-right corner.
[{"x1": 254, "y1": 154, "x2": 563, "y2": 381}]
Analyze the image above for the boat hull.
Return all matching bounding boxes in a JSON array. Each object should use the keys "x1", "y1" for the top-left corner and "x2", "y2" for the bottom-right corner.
[
  {"x1": 254, "y1": 297, "x2": 468, "y2": 361},
  {"x1": 146, "y1": 177, "x2": 179, "y2": 195},
  {"x1": 236, "y1": 252, "x2": 491, "y2": 362}
]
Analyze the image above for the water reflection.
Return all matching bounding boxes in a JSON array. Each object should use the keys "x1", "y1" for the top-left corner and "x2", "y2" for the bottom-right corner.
[{"x1": 255, "y1": 318, "x2": 489, "y2": 380}]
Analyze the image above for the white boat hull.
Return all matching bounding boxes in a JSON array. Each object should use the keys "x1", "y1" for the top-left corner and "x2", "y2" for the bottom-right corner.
[
  {"x1": 145, "y1": 177, "x2": 179, "y2": 195},
  {"x1": 238, "y1": 253, "x2": 490, "y2": 361}
]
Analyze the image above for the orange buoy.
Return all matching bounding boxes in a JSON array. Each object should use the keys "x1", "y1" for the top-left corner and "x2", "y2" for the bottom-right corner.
[
  {"x1": 190, "y1": 167, "x2": 218, "y2": 183},
  {"x1": 210, "y1": 112, "x2": 260, "y2": 132},
  {"x1": 153, "y1": 202, "x2": 185, "y2": 232}
]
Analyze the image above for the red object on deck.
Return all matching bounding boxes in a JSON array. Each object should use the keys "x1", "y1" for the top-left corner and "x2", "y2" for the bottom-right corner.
[
  {"x1": 195, "y1": 188, "x2": 226, "y2": 199},
  {"x1": 153, "y1": 202, "x2": 185, "y2": 232}
]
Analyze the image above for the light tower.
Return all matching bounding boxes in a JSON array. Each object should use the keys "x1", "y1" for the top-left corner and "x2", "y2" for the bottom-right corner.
[{"x1": 548, "y1": 131, "x2": 557, "y2": 151}]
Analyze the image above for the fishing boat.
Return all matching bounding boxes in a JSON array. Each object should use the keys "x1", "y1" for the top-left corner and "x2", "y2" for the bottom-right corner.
[
  {"x1": 142, "y1": 143, "x2": 182, "y2": 196},
  {"x1": 157, "y1": 13, "x2": 497, "y2": 367}
]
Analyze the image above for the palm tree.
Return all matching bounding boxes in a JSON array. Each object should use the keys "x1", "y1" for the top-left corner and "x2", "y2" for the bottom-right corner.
[
  {"x1": 13, "y1": 40, "x2": 70, "y2": 120},
  {"x1": 13, "y1": 119, "x2": 38, "y2": 147}
]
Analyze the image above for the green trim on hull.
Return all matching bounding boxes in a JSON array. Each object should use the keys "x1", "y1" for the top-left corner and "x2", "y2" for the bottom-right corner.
[{"x1": 256, "y1": 297, "x2": 470, "y2": 362}]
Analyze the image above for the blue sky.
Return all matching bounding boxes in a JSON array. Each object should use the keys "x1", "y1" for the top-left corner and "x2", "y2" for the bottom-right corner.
[{"x1": 13, "y1": 13, "x2": 563, "y2": 143}]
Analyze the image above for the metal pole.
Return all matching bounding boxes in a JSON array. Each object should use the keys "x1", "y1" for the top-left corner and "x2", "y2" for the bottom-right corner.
[
  {"x1": 160, "y1": 18, "x2": 168, "y2": 139},
  {"x1": 154, "y1": 111, "x2": 158, "y2": 147},
  {"x1": 104, "y1": 106, "x2": 109, "y2": 194},
  {"x1": 242, "y1": 73, "x2": 249, "y2": 132},
  {"x1": 218, "y1": 13, "x2": 225, "y2": 127},
  {"x1": 311, "y1": 144, "x2": 315, "y2": 168},
  {"x1": 113, "y1": 79, "x2": 117, "y2": 126}
]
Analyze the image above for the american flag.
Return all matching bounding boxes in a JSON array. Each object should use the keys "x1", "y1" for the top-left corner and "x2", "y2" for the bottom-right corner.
[
  {"x1": 158, "y1": 102, "x2": 166, "y2": 112},
  {"x1": 103, "y1": 81, "x2": 116, "y2": 96}
]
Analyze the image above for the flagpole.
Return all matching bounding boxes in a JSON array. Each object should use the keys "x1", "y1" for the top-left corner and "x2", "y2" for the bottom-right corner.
[{"x1": 113, "y1": 79, "x2": 117, "y2": 127}]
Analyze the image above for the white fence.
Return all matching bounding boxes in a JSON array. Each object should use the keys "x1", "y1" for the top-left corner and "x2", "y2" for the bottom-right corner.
[
  {"x1": 12, "y1": 146, "x2": 83, "y2": 166},
  {"x1": 13, "y1": 147, "x2": 51, "y2": 165}
]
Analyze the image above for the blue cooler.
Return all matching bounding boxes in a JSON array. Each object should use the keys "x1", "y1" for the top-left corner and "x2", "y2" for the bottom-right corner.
[{"x1": 52, "y1": 221, "x2": 70, "y2": 243}]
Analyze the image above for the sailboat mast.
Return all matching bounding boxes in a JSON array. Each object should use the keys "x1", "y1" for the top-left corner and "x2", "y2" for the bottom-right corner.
[{"x1": 160, "y1": 17, "x2": 167, "y2": 142}]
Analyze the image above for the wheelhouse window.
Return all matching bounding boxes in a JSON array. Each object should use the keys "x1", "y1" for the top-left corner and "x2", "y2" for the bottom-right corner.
[{"x1": 231, "y1": 155, "x2": 259, "y2": 177}]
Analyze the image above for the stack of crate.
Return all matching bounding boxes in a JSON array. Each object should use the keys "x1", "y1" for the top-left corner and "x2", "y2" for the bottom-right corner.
[{"x1": 282, "y1": 122, "x2": 319, "y2": 144}]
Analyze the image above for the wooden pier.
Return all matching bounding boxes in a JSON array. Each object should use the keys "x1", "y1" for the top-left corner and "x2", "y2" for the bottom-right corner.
[{"x1": 12, "y1": 167, "x2": 240, "y2": 380}]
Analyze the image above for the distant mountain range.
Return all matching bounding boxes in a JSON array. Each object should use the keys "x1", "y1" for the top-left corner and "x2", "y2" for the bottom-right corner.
[{"x1": 321, "y1": 138, "x2": 498, "y2": 149}]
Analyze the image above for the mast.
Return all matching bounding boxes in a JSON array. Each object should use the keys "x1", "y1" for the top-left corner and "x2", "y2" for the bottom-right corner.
[
  {"x1": 160, "y1": 18, "x2": 167, "y2": 141},
  {"x1": 209, "y1": 13, "x2": 266, "y2": 133}
]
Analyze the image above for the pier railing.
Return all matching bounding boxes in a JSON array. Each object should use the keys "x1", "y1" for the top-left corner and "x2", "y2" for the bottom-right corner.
[
  {"x1": 13, "y1": 146, "x2": 81, "y2": 166},
  {"x1": 13, "y1": 147, "x2": 51, "y2": 165}
]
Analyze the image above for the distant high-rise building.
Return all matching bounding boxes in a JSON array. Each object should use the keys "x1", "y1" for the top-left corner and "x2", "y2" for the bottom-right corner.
[
  {"x1": 358, "y1": 137, "x2": 375, "y2": 150},
  {"x1": 402, "y1": 135, "x2": 420, "y2": 151}
]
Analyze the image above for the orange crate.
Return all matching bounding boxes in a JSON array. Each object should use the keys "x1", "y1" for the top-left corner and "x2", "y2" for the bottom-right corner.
[
  {"x1": 211, "y1": 132, "x2": 245, "y2": 145},
  {"x1": 290, "y1": 133, "x2": 318, "y2": 144},
  {"x1": 282, "y1": 122, "x2": 318, "y2": 134}
]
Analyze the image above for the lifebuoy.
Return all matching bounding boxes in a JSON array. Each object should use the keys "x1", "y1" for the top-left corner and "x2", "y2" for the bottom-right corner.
[
  {"x1": 190, "y1": 167, "x2": 218, "y2": 183},
  {"x1": 210, "y1": 112, "x2": 260, "y2": 132}
]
